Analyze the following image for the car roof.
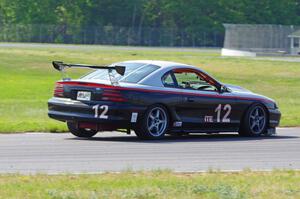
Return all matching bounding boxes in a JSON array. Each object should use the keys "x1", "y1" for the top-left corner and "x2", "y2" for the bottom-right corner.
[
  {"x1": 117, "y1": 60, "x2": 210, "y2": 87},
  {"x1": 80, "y1": 59, "x2": 220, "y2": 88},
  {"x1": 119, "y1": 60, "x2": 190, "y2": 68}
]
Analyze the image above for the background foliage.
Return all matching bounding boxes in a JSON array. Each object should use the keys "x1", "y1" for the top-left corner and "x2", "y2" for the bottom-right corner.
[{"x1": 0, "y1": 0, "x2": 300, "y2": 37}]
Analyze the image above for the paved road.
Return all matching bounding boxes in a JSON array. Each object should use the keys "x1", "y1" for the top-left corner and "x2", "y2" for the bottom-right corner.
[{"x1": 0, "y1": 128, "x2": 299, "y2": 174}]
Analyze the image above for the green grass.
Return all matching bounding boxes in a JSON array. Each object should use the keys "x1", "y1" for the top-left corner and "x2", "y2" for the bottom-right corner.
[
  {"x1": 0, "y1": 170, "x2": 299, "y2": 198},
  {"x1": 0, "y1": 44, "x2": 299, "y2": 132}
]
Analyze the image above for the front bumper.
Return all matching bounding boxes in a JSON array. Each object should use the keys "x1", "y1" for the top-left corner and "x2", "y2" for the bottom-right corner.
[
  {"x1": 268, "y1": 108, "x2": 281, "y2": 128},
  {"x1": 48, "y1": 97, "x2": 146, "y2": 129}
]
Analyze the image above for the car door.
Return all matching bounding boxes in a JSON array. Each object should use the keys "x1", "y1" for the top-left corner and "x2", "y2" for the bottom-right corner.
[{"x1": 171, "y1": 68, "x2": 240, "y2": 132}]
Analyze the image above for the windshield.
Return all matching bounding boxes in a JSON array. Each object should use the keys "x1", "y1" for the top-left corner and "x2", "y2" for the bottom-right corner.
[{"x1": 81, "y1": 62, "x2": 160, "y2": 83}]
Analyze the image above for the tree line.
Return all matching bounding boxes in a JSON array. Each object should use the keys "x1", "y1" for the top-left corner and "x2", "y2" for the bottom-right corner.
[{"x1": 0, "y1": 0, "x2": 299, "y2": 46}]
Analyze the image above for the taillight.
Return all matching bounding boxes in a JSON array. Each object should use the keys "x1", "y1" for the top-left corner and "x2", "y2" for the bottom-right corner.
[
  {"x1": 54, "y1": 83, "x2": 64, "y2": 97},
  {"x1": 101, "y1": 89, "x2": 126, "y2": 102}
]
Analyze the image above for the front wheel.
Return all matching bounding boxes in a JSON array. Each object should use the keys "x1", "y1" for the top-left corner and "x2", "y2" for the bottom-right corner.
[
  {"x1": 239, "y1": 104, "x2": 267, "y2": 136},
  {"x1": 135, "y1": 105, "x2": 169, "y2": 139},
  {"x1": 67, "y1": 122, "x2": 98, "y2": 138}
]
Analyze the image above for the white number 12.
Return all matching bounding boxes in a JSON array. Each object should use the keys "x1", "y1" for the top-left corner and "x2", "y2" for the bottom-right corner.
[
  {"x1": 92, "y1": 105, "x2": 108, "y2": 119},
  {"x1": 215, "y1": 104, "x2": 231, "y2": 123}
]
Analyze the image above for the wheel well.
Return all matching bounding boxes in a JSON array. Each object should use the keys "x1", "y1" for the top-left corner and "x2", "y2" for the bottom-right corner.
[{"x1": 261, "y1": 104, "x2": 270, "y2": 127}]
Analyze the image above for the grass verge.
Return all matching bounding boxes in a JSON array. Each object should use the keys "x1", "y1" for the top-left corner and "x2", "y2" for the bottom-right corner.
[
  {"x1": 0, "y1": 44, "x2": 299, "y2": 132},
  {"x1": 0, "y1": 170, "x2": 299, "y2": 198}
]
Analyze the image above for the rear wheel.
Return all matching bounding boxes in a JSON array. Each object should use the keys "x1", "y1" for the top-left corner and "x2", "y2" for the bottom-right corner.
[
  {"x1": 67, "y1": 122, "x2": 98, "y2": 138},
  {"x1": 239, "y1": 104, "x2": 267, "y2": 136},
  {"x1": 135, "y1": 105, "x2": 169, "y2": 139}
]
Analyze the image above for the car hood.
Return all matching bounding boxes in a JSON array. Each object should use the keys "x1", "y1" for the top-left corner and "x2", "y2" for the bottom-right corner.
[
  {"x1": 225, "y1": 84, "x2": 276, "y2": 104},
  {"x1": 225, "y1": 84, "x2": 252, "y2": 93}
]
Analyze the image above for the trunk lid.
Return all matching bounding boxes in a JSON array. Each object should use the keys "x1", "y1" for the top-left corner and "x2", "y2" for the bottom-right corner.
[{"x1": 54, "y1": 80, "x2": 126, "y2": 102}]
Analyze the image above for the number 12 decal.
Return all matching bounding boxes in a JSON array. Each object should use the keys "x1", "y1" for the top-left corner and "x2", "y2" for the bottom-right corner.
[
  {"x1": 92, "y1": 105, "x2": 108, "y2": 119},
  {"x1": 215, "y1": 104, "x2": 231, "y2": 123}
]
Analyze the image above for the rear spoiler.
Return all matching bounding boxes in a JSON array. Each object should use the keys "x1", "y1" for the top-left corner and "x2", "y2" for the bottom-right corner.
[
  {"x1": 52, "y1": 61, "x2": 126, "y2": 85},
  {"x1": 52, "y1": 61, "x2": 126, "y2": 75}
]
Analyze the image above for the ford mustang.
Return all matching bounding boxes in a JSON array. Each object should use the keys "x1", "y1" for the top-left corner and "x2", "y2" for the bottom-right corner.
[{"x1": 48, "y1": 60, "x2": 281, "y2": 139}]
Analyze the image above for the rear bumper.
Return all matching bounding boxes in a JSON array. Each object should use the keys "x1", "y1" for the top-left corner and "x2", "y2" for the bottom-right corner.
[
  {"x1": 48, "y1": 97, "x2": 146, "y2": 129},
  {"x1": 268, "y1": 108, "x2": 281, "y2": 128}
]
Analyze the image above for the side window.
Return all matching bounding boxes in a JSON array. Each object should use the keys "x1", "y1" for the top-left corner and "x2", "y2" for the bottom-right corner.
[
  {"x1": 162, "y1": 72, "x2": 177, "y2": 88},
  {"x1": 173, "y1": 70, "x2": 217, "y2": 92}
]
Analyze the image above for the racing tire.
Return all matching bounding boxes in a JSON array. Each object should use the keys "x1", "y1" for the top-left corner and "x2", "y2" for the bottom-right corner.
[
  {"x1": 67, "y1": 122, "x2": 98, "y2": 138},
  {"x1": 239, "y1": 103, "x2": 268, "y2": 137},
  {"x1": 135, "y1": 104, "x2": 169, "y2": 139}
]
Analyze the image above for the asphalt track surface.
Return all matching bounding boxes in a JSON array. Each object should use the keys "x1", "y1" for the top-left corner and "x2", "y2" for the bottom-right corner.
[{"x1": 0, "y1": 128, "x2": 299, "y2": 174}]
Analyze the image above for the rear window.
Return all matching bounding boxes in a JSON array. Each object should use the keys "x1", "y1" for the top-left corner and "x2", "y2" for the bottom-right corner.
[
  {"x1": 81, "y1": 63, "x2": 146, "y2": 81},
  {"x1": 120, "y1": 64, "x2": 159, "y2": 83}
]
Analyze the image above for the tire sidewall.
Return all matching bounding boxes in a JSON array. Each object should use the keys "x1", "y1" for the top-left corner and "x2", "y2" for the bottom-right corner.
[
  {"x1": 240, "y1": 103, "x2": 268, "y2": 136},
  {"x1": 67, "y1": 122, "x2": 98, "y2": 138},
  {"x1": 135, "y1": 104, "x2": 170, "y2": 139}
]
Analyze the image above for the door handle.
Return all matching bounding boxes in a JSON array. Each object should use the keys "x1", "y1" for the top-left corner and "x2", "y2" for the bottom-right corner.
[{"x1": 185, "y1": 97, "x2": 195, "y2": 102}]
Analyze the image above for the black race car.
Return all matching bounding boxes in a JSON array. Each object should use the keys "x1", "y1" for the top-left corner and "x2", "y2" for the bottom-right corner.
[{"x1": 48, "y1": 60, "x2": 281, "y2": 139}]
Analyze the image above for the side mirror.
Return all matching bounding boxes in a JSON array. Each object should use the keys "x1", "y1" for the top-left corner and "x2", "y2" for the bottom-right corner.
[{"x1": 219, "y1": 85, "x2": 229, "y2": 93}]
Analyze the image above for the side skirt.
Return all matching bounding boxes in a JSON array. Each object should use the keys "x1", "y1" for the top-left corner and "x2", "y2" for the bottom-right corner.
[{"x1": 169, "y1": 128, "x2": 239, "y2": 134}]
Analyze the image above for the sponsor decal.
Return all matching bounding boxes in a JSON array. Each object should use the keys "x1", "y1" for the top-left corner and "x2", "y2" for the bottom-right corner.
[
  {"x1": 204, "y1": 116, "x2": 213, "y2": 123},
  {"x1": 131, "y1": 112, "x2": 138, "y2": 123},
  {"x1": 173, "y1": 121, "x2": 182, "y2": 127}
]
